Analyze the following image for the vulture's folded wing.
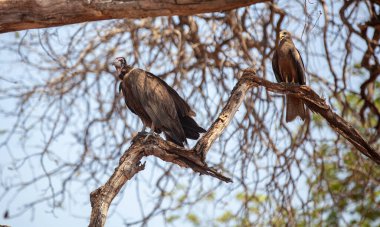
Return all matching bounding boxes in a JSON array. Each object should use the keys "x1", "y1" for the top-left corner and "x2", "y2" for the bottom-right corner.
[
  {"x1": 127, "y1": 69, "x2": 186, "y2": 143},
  {"x1": 147, "y1": 72, "x2": 195, "y2": 117}
]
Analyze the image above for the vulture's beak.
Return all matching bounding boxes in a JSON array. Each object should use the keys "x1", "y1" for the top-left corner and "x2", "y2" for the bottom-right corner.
[
  {"x1": 112, "y1": 62, "x2": 121, "y2": 76},
  {"x1": 112, "y1": 60, "x2": 122, "y2": 68}
]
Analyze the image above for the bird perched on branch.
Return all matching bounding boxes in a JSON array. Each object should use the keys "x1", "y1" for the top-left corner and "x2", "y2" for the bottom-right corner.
[
  {"x1": 272, "y1": 30, "x2": 307, "y2": 122},
  {"x1": 113, "y1": 57, "x2": 206, "y2": 147}
]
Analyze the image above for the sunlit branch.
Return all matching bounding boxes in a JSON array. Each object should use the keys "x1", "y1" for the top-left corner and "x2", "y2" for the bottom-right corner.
[
  {"x1": 241, "y1": 70, "x2": 380, "y2": 165},
  {"x1": 89, "y1": 66, "x2": 380, "y2": 226},
  {"x1": 0, "y1": 0, "x2": 268, "y2": 33},
  {"x1": 88, "y1": 69, "x2": 263, "y2": 227},
  {"x1": 89, "y1": 134, "x2": 233, "y2": 227}
]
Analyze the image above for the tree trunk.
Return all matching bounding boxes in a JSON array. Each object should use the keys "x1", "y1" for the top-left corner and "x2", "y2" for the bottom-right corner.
[{"x1": 0, "y1": 0, "x2": 267, "y2": 33}]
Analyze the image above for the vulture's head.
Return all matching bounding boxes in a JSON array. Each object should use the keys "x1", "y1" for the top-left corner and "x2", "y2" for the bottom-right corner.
[
  {"x1": 112, "y1": 57, "x2": 127, "y2": 77},
  {"x1": 279, "y1": 30, "x2": 292, "y2": 41}
]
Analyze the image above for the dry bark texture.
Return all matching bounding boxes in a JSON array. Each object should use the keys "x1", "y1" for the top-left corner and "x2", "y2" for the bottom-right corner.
[
  {"x1": 88, "y1": 70, "x2": 254, "y2": 227},
  {"x1": 89, "y1": 68, "x2": 379, "y2": 227},
  {"x1": 241, "y1": 71, "x2": 380, "y2": 165},
  {"x1": 1, "y1": 1, "x2": 378, "y2": 225},
  {"x1": 0, "y1": 0, "x2": 267, "y2": 33},
  {"x1": 89, "y1": 135, "x2": 232, "y2": 227}
]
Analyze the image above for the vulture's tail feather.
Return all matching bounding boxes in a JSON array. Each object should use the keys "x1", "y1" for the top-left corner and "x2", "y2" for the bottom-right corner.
[
  {"x1": 165, "y1": 132, "x2": 186, "y2": 147},
  {"x1": 180, "y1": 116, "x2": 206, "y2": 140}
]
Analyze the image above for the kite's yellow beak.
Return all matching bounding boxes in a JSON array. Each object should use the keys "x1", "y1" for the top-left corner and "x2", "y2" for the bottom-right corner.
[
  {"x1": 279, "y1": 30, "x2": 290, "y2": 41},
  {"x1": 279, "y1": 32, "x2": 286, "y2": 40}
]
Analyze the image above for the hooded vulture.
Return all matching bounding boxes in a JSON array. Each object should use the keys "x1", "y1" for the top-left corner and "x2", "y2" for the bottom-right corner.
[
  {"x1": 113, "y1": 57, "x2": 206, "y2": 147},
  {"x1": 272, "y1": 30, "x2": 307, "y2": 122}
]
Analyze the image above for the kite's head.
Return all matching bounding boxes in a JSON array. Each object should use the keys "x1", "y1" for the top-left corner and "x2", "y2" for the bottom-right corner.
[{"x1": 279, "y1": 30, "x2": 292, "y2": 41}]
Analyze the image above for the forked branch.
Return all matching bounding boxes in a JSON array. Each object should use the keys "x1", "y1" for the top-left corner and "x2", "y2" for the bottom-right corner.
[
  {"x1": 240, "y1": 69, "x2": 380, "y2": 165},
  {"x1": 89, "y1": 68, "x2": 379, "y2": 227},
  {"x1": 89, "y1": 134, "x2": 232, "y2": 227}
]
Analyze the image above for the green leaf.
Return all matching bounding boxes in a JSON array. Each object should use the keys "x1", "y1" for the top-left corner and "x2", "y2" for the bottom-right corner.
[
  {"x1": 235, "y1": 192, "x2": 245, "y2": 201},
  {"x1": 353, "y1": 63, "x2": 361, "y2": 69},
  {"x1": 216, "y1": 211, "x2": 234, "y2": 223},
  {"x1": 256, "y1": 194, "x2": 267, "y2": 203},
  {"x1": 312, "y1": 114, "x2": 323, "y2": 128},
  {"x1": 329, "y1": 181, "x2": 342, "y2": 192},
  {"x1": 166, "y1": 215, "x2": 180, "y2": 223},
  {"x1": 186, "y1": 213, "x2": 200, "y2": 225},
  {"x1": 177, "y1": 194, "x2": 187, "y2": 203},
  {"x1": 205, "y1": 192, "x2": 215, "y2": 201}
]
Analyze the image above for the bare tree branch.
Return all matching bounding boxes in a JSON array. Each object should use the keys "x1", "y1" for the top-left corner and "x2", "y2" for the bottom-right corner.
[
  {"x1": 2, "y1": 1, "x2": 378, "y2": 225},
  {"x1": 194, "y1": 68, "x2": 255, "y2": 159},
  {"x1": 89, "y1": 66, "x2": 379, "y2": 226},
  {"x1": 241, "y1": 70, "x2": 380, "y2": 165},
  {"x1": 88, "y1": 69, "x2": 261, "y2": 227},
  {"x1": 89, "y1": 134, "x2": 232, "y2": 227},
  {"x1": 0, "y1": 0, "x2": 268, "y2": 33}
]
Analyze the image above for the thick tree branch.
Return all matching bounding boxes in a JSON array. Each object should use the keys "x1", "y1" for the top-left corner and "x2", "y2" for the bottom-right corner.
[
  {"x1": 88, "y1": 69, "x2": 260, "y2": 227},
  {"x1": 240, "y1": 70, "x2": 380, "y2": 165},
  {"x1": 89, "y1": 68, "x2": 379, "y2": 227},
  {"x1": 89, "y1": 134, "x2": 233, "y2": 227},
  {"x1": 0, "y1": 0, "x2": 267, "y2": 33},
  {"x1": 194, "y1": 69, "x2": 255, "y2": 159}
]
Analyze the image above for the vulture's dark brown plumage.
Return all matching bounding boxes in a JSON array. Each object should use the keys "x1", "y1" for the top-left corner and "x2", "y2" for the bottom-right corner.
[
  {"x1": 113, "y1": 57, "x2": 206, "y2": 146},
  {"x1": 272, "y1": 30, "x2": 307, "y2": 122}
]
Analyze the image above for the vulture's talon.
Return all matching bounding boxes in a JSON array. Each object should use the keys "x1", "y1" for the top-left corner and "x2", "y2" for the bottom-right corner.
[
  {"x1": 143, "y1": 131, "x2": 158, "y2": 142},
  {"x1": 143, "y1": 133, "x2": 152, "y2": 142}
]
